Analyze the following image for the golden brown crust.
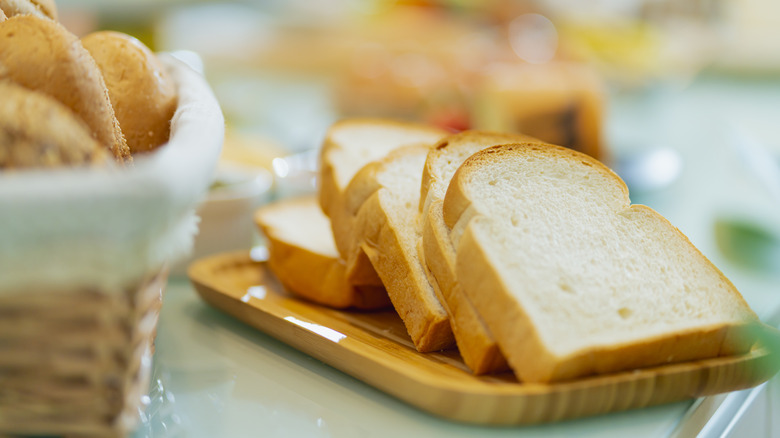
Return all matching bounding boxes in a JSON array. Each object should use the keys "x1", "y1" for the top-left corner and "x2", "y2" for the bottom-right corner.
[
  {"x1": 254, "y1": 197, "x2": 390, "y2": 310},
  {"x1": 81, "y1": 31, "x2": 177, "y2": 155},
  {"x1": 348, "y1": 144, "x2": 455, "y2": 352},
  {"x1": 0, "y1": 81, "x2": 107, "y2": 169},
  {"x1": 418, "y1": 131, "x2": 544, "y2": 373},
  {"x1": 0, "y1": 15, "x2": 131, "y2": 163},
  {"x1": 421, "y1": 202, "x2": 508, "y2": 373},
  {"x1": 420, "y1": 131, "x2": 542, "y2": 212},
  {"x1": 356, "y1": 191, "x2": 454, "y2": 352}
]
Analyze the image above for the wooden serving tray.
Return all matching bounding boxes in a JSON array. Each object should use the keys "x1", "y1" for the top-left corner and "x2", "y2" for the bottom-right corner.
[{"x1": 188, "y1": 250, "x2": 780, "y2": 425}]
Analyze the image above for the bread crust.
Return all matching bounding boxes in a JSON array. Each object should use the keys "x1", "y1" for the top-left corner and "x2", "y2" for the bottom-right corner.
[
  {"x1": 349, "y1": 144, "x2": 455, "y2": 352},
  {"x1": 418, "y1": 131, "x2": 542, "y2": 373},
  {"x1": 421, "y1": 203, "x2": 507, "y2": 373},
  {"x1": 318, "y1": 118, "x2": 446, "y2": 287},
  {"x1": 82, "y1": 31, "x2": 177, "y2": 154},
  {"x1": 444, "y1": 143, "x2": 760, "y2": 382},
  {"x1": 0, "y1": 15, "x2": 130, "y2": 162},
  {"x1": 0, "y1": 81, "x2": 107, "y2": 169},
  {"x1": 357, "y1": 191, "x2": 454, "y2": 352},
  {"x1": 0, "y1": 0, "x2": 56, "y2": 20},
  {"x1": 254, "y1": 197, "x2": 390, "y2": 310}
]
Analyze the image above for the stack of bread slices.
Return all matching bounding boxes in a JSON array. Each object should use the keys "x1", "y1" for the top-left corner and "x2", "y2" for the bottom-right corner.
[{"x1": 255, "y1": 118, "x2": 762, "y2": 383}]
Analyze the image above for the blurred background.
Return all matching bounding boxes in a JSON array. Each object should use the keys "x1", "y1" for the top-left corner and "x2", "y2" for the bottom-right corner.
[{"x1": 57, "y1": 0, "x2": 780, "y2": 279}]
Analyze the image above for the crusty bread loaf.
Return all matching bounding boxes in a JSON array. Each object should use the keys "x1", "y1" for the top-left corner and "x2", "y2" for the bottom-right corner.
[
  {"x1": 0, "y1": 15, "x2": 131, "y2": 163},
  {"x1": 0, "y1": 81, "x2": 107, "y2": 169},
  {"x1": 0, "y1": 0, "x2": 57, "y2": 20},
  {"x1": 318, "y1": 118, "x2": 447, "y2": 286},
  {"x1": 443, "y1": 142, "x2": 760, "y2": 382},
  {"x1": 346, "y1": 143, "x2": 454, "y2": 352},
  {"x1": 255, "y1": 196, "x2": 390, "y2": 310},
  {"x1": 419, "y1": 131, "x2": 542, "y2": 373},
  {"x1": 82, "y1": 31, "x2": 178, "y2": 155}
]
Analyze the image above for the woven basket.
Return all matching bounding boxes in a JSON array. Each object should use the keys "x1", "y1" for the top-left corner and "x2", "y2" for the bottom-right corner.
[
  {"x1": 0, "y1": 53, "x2": 223, "y2": 437},
  {"x1": 0, "y1": 269, "x2": 166, "y2": 437}
]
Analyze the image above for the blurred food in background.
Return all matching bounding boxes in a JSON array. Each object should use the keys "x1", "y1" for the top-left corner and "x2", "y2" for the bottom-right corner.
[
  {"x1": 55, "y1": 0, "x2": 780, "y2": 269},
  {"x1": 55, "y1": 0, "x2": 780, "y2": 155},
  {"x1": 153, "y1": 0, "x2": 615, "y2": 159}
]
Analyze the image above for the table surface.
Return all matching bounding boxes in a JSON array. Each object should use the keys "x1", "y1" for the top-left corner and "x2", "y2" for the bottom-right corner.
[{"x1": 133, "y1": 73, "x2": 780, "y2": 438}]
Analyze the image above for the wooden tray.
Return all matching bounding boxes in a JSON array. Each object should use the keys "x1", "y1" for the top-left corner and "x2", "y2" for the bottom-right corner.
[{"x1": 188, "y1": 250, "x2": 780, "y2": 425}]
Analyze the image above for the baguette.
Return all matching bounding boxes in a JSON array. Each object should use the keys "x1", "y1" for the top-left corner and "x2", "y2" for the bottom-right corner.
[
  {"x1": 346, "y1": 144, "x2": 455, "y2": 352},
  {"x1": 443, "y1": 142, "x2": 760, "y2": 382},
  {"x1": 255, "y1": 196, "x2": 390, "y2": 310},
  {"x1": 419, "y1": 131, "x2": 542, "y2": 373},
  {"x1": 318, "y1": 118, "x2": 447, "y2": 286}
]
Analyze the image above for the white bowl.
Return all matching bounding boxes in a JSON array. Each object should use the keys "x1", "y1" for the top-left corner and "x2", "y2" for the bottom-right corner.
[{"x1": 186, "y1": 163, "x2": 273, "y2": 269}]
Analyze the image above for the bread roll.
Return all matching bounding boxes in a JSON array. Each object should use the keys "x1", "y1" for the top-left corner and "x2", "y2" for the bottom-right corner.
[
  {"x1": 0, "y1": 15, "x2": 131, "y2": 163},
  {"x1": 0, "y1": 81, "x2": 107, "y2": 169},
  {"x1": 82, "y1": 31, "x2": 178, "y2": 154},
  {"x1": 0, "y1": 0, "x2": 57, "y2": 20}
]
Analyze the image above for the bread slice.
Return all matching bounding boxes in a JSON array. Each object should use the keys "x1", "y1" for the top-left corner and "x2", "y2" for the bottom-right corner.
[
  {"x1": 254, "y1": 196, "x2": 390, "y2": 310},
  {"x1": 419, "y1": 131, "x2": 542, "y2": 374},
  {"x1": 346, "y1": 144, "x2": 455, "y2": 352},
  {"x1": 443, "y1": 142, "x2": 760, "y2": 382},
  {"x1": 318, "y1": 118, "x2": 447, "y2": 285}
]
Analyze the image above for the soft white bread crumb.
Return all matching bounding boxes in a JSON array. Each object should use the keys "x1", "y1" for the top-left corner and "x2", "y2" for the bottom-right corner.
[{"x1": 444, "y1": 142, "x2": 760, "y2": 382}]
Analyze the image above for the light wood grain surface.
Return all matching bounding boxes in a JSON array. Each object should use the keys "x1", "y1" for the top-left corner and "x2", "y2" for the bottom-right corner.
[{"x1": 188, "y1": 251, "x2": 780, "y2": 425}]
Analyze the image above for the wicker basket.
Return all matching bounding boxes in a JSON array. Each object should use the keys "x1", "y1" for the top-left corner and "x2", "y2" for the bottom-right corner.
[
  {"x1": 0, "y1": 269, "x2": 166, "y2": 436},
  {"x1": 0, "y1": 53, "x2": 223, "y2": 437}
]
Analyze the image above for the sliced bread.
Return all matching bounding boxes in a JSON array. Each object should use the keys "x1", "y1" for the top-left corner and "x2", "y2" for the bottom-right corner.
[
  {"x1": 443, "y1": 142, "x2": 760, "y2": 382},
  {"x1": 318, "y1": 118, "x2": 447, "y2": 286},
  {"x1": 254, "y1": 196, "x2": 390, "y2": 310},
  {"x1": 419, "y1": 131, "x2": 542, "y2": 374},
  {"x1": 347, "y1": 144, "x2": 455, "y2": 352}
]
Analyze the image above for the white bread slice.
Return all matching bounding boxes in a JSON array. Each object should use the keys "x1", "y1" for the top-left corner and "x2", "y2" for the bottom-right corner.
[
  {"x1": 443, "y1": 142, "x2": 760, "y2": 383},
  {"x1": 318, "y1": 118, "x2": 447, "y2": 286},
  {"x1": 419, "y1": 131, "x2": 542, "y2": 374},
  {"x1": 346, "y1": 143, "x2": 455, "y2": 352},
  {"x1": 254, "y1": 196, "x2": 390, "y2": 310}
]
